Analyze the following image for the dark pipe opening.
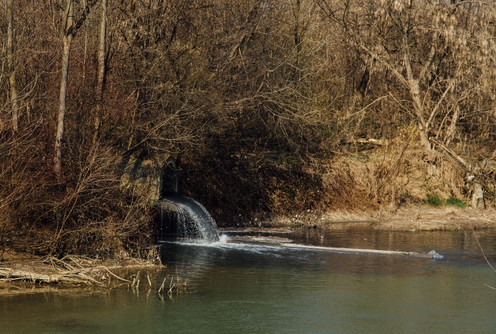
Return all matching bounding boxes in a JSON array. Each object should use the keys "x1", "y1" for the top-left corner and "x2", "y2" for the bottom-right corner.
[
  {"x1": 155, "y1": 157, "x2": 220, "y2": 243},
  {"x1": 160, "y1": 157, "x2": 180, "y2": 197}
]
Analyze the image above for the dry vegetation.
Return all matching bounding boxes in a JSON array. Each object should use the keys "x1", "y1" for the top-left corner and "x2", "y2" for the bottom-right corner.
[{"x1": 1, "y1": 0, "x2": 496, "y2": 258}]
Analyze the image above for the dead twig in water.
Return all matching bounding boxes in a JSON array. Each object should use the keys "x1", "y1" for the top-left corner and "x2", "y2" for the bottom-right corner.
[
  {"x1": 471, "y1": 228, "x2": 496, "y2": 272},
  {"x1": 158, "y1": 276, "x2": 167, "y2": 294},
  {"x1": 471, "y1": 227, "x2": 496, "y2": 290},
  {"x1": 130, "y1": 271, "x2": 141, "y2": 289},
  {"x1": 167, "y1": 276, "x2": 175, "y2": 296},
  {"x1": 156, "y1": 274, "x2": 187, "y2": 297},
  {"x1": 146, "y1": 273, "x2": 152, "y2": 287},
  {"x1": 102, "y1": 267, "x2": 131, "y2": 283}
]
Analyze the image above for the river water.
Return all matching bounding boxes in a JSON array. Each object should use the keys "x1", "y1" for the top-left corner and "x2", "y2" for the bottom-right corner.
[{"x1": 1, "y1": 228, "x2": 495, "y2": 334}]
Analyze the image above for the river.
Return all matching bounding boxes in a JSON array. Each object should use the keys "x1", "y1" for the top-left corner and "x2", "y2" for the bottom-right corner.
[{"x1": 1, "y1": 228, "x2": 495, "y2": 333}]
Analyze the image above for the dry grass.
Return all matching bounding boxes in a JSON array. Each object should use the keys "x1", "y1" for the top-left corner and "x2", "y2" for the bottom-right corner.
[{"x1": 319, "y1": 137, "x2": 467, "y2": 211}]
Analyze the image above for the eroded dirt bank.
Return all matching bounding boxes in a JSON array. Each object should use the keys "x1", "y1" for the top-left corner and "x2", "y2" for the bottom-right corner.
[{"x1": 264, "y1": 206, "x2": 496, "y2": 231}]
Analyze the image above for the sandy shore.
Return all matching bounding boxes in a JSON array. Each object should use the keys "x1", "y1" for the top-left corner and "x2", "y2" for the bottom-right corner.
[{"x1": 266, "y1": 206, "x2": 496, "y2": 231}]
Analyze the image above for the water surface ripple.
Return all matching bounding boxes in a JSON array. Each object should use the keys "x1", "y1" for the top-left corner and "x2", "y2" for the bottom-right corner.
[{"x1": 1, "y1": 228, "x2": 495, "y2": 334}]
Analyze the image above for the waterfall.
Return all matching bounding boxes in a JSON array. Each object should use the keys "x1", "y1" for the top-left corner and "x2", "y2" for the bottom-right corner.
[{"x1": 156, "y1": 195, "x2": 220, "y2": 243}]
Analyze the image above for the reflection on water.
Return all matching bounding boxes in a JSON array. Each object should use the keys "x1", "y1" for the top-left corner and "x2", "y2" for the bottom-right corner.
[
  {"x1": 289, "y1": 227, "x2": 496, "y2": 262},
  {"x1": 221, "y1": 227, "x2": 496, "y2": 266},
  {"x1": 1, "y1": 229, "x2": 495, "y2": 334}
]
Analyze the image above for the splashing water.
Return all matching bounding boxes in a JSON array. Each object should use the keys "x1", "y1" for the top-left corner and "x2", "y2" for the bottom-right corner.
[{"x1": 156, "y1": 195, "x2": 220, "y2": 243}]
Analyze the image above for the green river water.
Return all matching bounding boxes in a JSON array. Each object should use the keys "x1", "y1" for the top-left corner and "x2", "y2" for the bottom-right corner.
[{"x1": 1, "y1": 228, "x2": 495, "y2": 334}]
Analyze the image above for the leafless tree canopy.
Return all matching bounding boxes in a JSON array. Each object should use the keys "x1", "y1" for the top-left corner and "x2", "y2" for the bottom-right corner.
[{"x1": 1, "y1": 0, "x2": 496, "y2": 256}]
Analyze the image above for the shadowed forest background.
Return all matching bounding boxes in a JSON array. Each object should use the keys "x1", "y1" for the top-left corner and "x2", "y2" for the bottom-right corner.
[{"x1": 1, "y1": 0, "x2": 496, "y2": 257}]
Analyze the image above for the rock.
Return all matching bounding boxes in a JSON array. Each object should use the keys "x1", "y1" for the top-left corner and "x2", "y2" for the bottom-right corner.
[
  {"x1": 120, "y1": 152, "x2": 170, "y2": 201},
  {"x1": 427, "y1": 250, "x2": 444, "y2": 259}
]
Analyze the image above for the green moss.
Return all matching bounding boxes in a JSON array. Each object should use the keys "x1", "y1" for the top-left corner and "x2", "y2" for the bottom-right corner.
[
  {"x1": 423, "y1": 195, "x2": 467, "y2": 208},
  {"x1": 424, "y1": 194, "x2": 443, "y2": 207},
  {"x1": 446, "y1": 197, "x2": 467, "y2": 208}
]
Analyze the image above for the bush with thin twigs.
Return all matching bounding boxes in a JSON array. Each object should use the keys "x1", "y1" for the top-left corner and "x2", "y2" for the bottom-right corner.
[
  {"x1": 1, "y1": 0, "x2": 496, "y2": 250},
  {"x1": 0, "y1": 127, "x2": 153, "y2": 258}
]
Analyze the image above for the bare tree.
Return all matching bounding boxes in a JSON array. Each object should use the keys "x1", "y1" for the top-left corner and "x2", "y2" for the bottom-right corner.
[
  {"x1": 91, "y1": 0, "x2": 107, "y2": 148},
  {"x1": 317, "y1": 0, "x2": 494, "y2": 151},
  {"x1": 6, "y1": 0, "x2": 18, "y2": 132},
  {"x1": 54, "y1": 0, "x2": 97, "y2": 179},
  {"x1": 54, "y1": 0, "x2": 74, "y2": 178}
]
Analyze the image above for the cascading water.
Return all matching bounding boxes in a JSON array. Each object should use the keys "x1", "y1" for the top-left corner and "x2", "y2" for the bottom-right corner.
[
  {"x1": 156, "y1": 195, "x2": 220, "y2": 243},
  {"x1": 154, "y1": 157, "x2": 220, "y2": 243}
]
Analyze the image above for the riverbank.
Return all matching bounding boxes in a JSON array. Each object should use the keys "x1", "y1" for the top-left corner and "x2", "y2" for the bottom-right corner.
[
  {"x1": 2, "y1": 205, "x2": 495, "y2": 295},
  {"x1": 264, "y1": 205, "x2": 496, "y2": 231},
  {"x1": 0, "y1": 250, "x2": 162, "y2": 296}
]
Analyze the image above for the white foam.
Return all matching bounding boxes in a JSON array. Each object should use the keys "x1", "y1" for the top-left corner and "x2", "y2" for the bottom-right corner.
[
  {"x1": 160, "y1": 237, "x2": 441, "y2": 260},
  {"x1": 218, "y1": 234, "x2": 230, "y2": 244}
]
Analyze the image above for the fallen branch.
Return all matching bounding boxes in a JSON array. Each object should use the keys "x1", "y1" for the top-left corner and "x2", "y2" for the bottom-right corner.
[
  {"x1": 279, "y1": 243, "x2": 443, "y2": 259},
  {"x1": 429, "y1": 138, "x2": 471, "y2": 171},
  {"x1": 0, "y1": 268, "x2": 96, "y2": 285},
  {"x1": 0, "y1": 256, "x2": 160, "y2": 287},
  {"x1": 102, "y1": 267, "x2": 132, "y2": 283}
]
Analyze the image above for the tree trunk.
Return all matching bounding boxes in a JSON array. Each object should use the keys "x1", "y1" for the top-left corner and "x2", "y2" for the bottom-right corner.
[
  {"x1": 444, "y1": 106, "x2": 460, "y2": 146},
  {"x1": 404, "y1": 49, "x2": 431, "y2": 151},
  {"x1": 293, "y1": 0, "x2": 301, "y2": 79},
  {"x1": 92, "y1": 0, "x2": 108, "y2": 148},
  {"x1": 471, "y1": 182, "x2": 485, "y2": 209},
  {"x1": 54, "y1": 0, "x2": 74, "y2": 179},
  {"x1": 6, "y1": 0, "x2": 19, "y2": 133}
]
